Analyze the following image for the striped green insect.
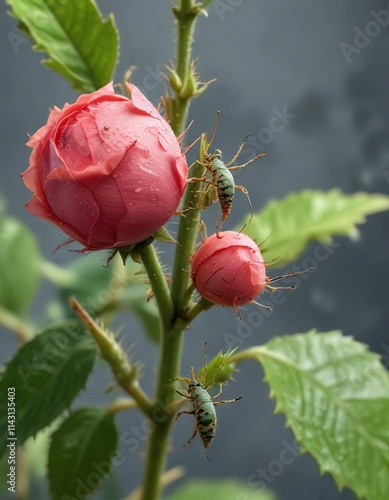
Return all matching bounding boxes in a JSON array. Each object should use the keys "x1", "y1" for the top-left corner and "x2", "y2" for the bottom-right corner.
[
  {"x1": 174, "y1": 347, "x2": 241, "y2": 452},
  {"x1": 188, "y1": 112, "x2": 265, "y2": 226}
]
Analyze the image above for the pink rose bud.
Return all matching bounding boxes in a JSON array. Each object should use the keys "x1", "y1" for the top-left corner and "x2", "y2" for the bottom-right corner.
[
  {"x1": 22, "y1": 83, "x2": 188, "y2": 250},
  {"x1": 191, "y1": 231, "x2": 266, "y2": 308}
]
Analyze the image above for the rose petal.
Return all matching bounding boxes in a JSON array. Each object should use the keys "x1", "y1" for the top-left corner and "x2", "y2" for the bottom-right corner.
[{"x1": 44, "y1": 170, "x2": 100, "y2": 242}]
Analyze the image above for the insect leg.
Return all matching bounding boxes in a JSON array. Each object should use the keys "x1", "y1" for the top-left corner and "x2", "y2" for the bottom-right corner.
[
  {"x1": 186, "y1": 176, "x2": 208, "y2": 184},
  {"x1": 181, "y1": 130, "x2": 201, "y2": 154},
  {"x1": 181, "y1": 422, "x2": 198, "y2": 449},
  {"x1": 175, "y1": 409, "x2": 195, "y2": 421},
  {"x1": 175, "y1": 389, "x2": 191, "y2": 399},
  {"x1": 213, "y1": 396, "x2": 242, "y2": 406},
  {"x1": 227, "y1": 152, "x2": 265, "y2": 171},
  {"x1": 223, "y1": 133, "x2": 250, "y2": 168},
  {"x1": 235, "y1": 185, "x2": 254, "y2": 225},
  {"x1": 232, "y1": 297, "x2": 243, "y2": 321}
]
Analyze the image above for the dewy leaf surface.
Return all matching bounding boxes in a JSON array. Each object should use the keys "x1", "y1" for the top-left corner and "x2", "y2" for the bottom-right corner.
[
  {"x1": 7, "y1": 0, "x2": 118, "y2": 92},
  {"x1": 48, "y1": 408, "x2": 118, "y2": 500},
  {"x1": 241, "y1": 190, "x2": 389, "y2": 266},
  {"x1": 0, "y1": 321, "x2": 98, "y2": 453},
  {"x1": 249, "y1": 331, "x2": 389, "y2": 500}
]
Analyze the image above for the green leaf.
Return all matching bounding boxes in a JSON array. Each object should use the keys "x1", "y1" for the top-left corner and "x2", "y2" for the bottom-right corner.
[
  {"x1": 7, "y1": 0, "x2": 119, "y2": 92},
  {"x1": 248, "y1": 331, "x2": 389, "y2": 500},
  {"x1": 54, "y1": 252, "x2": 113, "y2": 316},
  {"x1": 0, "y1": 321, "x2": 98, "y2": 454},
  {"x1": 169, "y1": 479, "x2": 275, "y2": 500},
  {"x1": 240, "y1": 190, "x2": 389, "y2": 266},
  {"x1": 48, "y1": 407, "x2": 118, "y2": 500},
  {"x1": 25, "y1": 423, "x2": 58, "y2": 477},
  {"x1": 49, "y1": 252, "x2": 160, "y2": 342},
  {"x1": 119, "y1": 285, "x2": 160, "y2": 343},
  {"x1": 0, "y1": 215, "x2": 41, "y2": 316},
  {"x1": 152, "y1": 225, "x2": 178, "y2": 244},
  {"x1": 197, "y1": 348, "x2": 237, "y2": 388}
]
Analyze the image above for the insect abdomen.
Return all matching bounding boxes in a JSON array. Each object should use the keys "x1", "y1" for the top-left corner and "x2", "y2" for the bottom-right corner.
[
  {"x1": 197, "y1": 403, "x2": 217, "y2": 448},
  {"x1": 212, "y1": 159, "x2": 235, "y2": 221},
  {"x1": 191, "y1": 385, "x2": 217, "y2": 448}
]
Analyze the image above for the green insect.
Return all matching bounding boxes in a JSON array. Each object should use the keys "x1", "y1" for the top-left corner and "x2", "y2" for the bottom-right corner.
[
  {"x1": 174, "y1": 351, "x2": 242, "y2": 452},
  {"x1": 188, "y1": 112, "x2": 265, "y2": 226}
]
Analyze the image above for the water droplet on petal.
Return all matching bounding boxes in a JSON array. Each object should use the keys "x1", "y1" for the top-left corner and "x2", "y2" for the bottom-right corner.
[
  {"x1": 147, "y1": 127, "x2": 159, "y2": 137},
  {"x1": 135, "y1": 187, "x2": 141, "y2": 193}
]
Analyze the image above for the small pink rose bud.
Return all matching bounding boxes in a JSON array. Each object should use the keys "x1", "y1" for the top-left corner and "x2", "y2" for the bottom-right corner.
[
  {"x1": 191, "y1": 231, "x2": 266, "y2": 308},
  {"x1": 22, "y1": 83, "x2": 187, "y2": 251}
]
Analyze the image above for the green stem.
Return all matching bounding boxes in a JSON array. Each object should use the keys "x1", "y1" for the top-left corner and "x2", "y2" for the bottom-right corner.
[
  {"x1": 139, "y1": 3, "x2": 210, "y2": 499},
  {"x1": 140, "y1": 321, "x2": 185, "y2": 500},
  {"x1": 138, "y1": 244, "x2": 188, "y2": 500},
  {"x1": 185, "y1": 296, "x2": 214, "y2": 322},
  {"x1": 170, "y1": 0, "x2": 201, "y2": 135},
  {"x1": 138, "y1": 243, "x2": 174, "y2": 329},
  {"x1": 39, "y1": 259, "x2": 75, "y2": 286},
  {"x1": 106, "y1": 398, "x2": 138, "y2": 414},
  {"x1": 171, "y1": 162, "x2": 205, "y2": 312},
  {"x1": 127, "y1": 466, "x2": 185, "y2": 500},
  {"x1": 228, "y1": 346, "x2": 267, "y2": 365},
  {"x1": 0, "y1": 307, "x2": 34, "y2": 343},
  {"x1": 70, "y1": 296, "x2": 154, "y2": 418}
]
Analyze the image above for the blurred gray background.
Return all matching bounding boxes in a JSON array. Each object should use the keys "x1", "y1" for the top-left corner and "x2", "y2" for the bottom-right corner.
[{"x1": 1, "y1": 1, "x2": 389, "y2": 499}]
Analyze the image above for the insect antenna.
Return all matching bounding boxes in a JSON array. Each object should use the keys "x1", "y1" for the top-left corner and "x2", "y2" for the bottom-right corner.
[
  {"x1": 207, "y1": 111, "x2": 220, "y2": 152},
  {"x1": 182, "y1": 132, "x2": 202, "y2": 156},
  {"x1": 224, "y1": 133, "x2": 250, "y2": 168},
  {"x1": 178, "y1": 119, "x2": 194, "y2": 144},
  {"x1": 202, "y1": 340, "x2": 208, "y2": 384}
]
